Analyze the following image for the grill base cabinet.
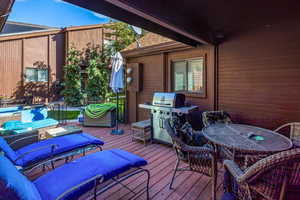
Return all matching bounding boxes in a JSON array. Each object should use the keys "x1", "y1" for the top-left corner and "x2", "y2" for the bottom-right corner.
[{"x1": 151, "y1": 109, "x2": 173, "y2": 145}]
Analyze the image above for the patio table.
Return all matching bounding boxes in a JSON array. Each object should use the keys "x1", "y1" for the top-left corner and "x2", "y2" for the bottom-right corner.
[{"x1": 202, "y1": 123, "x2": 293, "y2": 166}]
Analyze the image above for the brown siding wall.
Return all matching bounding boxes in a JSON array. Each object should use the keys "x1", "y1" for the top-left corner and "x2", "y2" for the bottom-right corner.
[
  {"x1": 127, "y1": 54, "x2": 165, "y2": 122},
  {"x1": 0, "y1": 25, "x2": 103, "y2": 100},
  {"x1": 0, "y1": 39, "x2": 22, "y2": 97},
  {"x1": 67, "y1": 28, "x2": 103, "y2": 51},
  {"x1": 218, "y1": 20, "x2": 300, "y2": 129},
  {"x1": 126, "y1": 46, "x2": 215, "y2": 123}
]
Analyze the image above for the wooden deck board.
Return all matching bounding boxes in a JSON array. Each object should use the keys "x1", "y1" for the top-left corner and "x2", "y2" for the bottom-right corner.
[{"x1": 28, "y1": 124, "x2": 224, "y2": 200}]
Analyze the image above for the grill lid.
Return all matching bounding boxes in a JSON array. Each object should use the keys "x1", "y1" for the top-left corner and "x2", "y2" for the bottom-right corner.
[{"x1": 152, "y1": 92, "x2": 185, "y2": 108}]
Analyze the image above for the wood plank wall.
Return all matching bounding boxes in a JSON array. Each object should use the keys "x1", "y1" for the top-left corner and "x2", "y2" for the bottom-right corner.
[
  {"x1": 0, "y1": 34, "x2": 64, "y2": 100},
  {"x1": 126, "y1": 46, "x2": 215, "y2": 123},
  {"x1": 218, "y1": 19, "x2": 300, "y2": 129},
  {"x1": 67, "y1": 28, "x2": 103, "y2": 51},
  {"x1": 127, "y1": 54, "x2": 165, "y2": 122},
  {"x1": 0, "y1": 25, "x2": 103, "y2": 100},
  {"x1": 0, "y1": 39, "x2": 22, "y2": 97}
]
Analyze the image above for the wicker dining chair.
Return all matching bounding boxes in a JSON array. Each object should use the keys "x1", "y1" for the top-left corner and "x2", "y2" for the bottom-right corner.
[
  {"x1": 164, "y1": 119, "x2": 218, "y2": 200},
  {"x1": 224, "y1": 148, "x2": 300, "y2": 200},
  {"x1": 202, "y1": 110, "x2": 232, "y2": 127},
  {"x1": 275, "y1": 122, "x2": 300, "y2": 145}
]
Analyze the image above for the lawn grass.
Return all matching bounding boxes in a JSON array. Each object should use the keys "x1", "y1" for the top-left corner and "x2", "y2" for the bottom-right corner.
[{"x1": 48, "y1": 110, "x2": 80, "y2": 120}]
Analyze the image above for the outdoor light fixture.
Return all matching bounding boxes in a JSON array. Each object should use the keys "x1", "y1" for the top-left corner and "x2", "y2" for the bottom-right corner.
[
  {"x1": 126, "y1": 68, "x2": 133, "y2": 74},
  {"x1": 126, "y1": 77, "x2": 133, "y2": 84}
]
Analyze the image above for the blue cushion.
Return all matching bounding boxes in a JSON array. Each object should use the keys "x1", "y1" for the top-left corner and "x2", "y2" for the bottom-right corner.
[
  {"x1": 13, "y1": 118, "x2": 59, "y2": 134},
  {"x1": 221, "y1": 192, "x2": 236, "y2": 200},
  {"x1": 15, "y1": 133, "x2": 104, "y2": 167},
  {"x1": 0, "y1": 137, "x2": 18, "y2": 162},
  {"x1": 34, "y1": 149, "x2": 147, "y2": 200},
  {"x1": 2, "y1": 120, "x2": 23, "y2": 130},
  {"x1": 0, "y1": 156, "x2": 41, "y2": 200},
  {"x1": 21, "y1": 107, "x2": 48, "y2": 122},
  {"x1": 0, "y1": 106, "x2": 22, "y2": 114}
]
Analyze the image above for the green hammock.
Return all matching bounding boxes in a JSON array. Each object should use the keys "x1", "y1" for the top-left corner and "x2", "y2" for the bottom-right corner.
[{"x1": 85, "y1": 103, "x2": 116, "y2": 119}]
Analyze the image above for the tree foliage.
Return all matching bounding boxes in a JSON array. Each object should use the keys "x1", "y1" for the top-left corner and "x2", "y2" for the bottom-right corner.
[
  {"x1": 84, "y1": 44, "x2": 110, "y2": 102},
  {"x1": 61, "y1": 46, "x2": 83, "y2": 106},
  {"x1": 61, "y1": 22, "x2": 144, "y2": 106}
]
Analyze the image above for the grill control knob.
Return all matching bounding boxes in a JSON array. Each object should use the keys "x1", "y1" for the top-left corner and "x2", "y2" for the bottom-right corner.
[
  {"x1": 153, "y1": 110, "x2": 156, "y2": 113},
  {"x1": 160, "y1": 111, "x2": 163, "y2": 114},
  {"x1": 166, "y1": 112, "x2": 170, "y2": 115}
]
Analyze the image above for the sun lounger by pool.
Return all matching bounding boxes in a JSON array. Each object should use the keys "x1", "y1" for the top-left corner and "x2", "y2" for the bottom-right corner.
[
  {"x1": 0, "y1": 149, "x2": 149, "y2": 200},
  {"x1": 2, "y1": 118, "x2": 59, "y2": 136},
  {"x1": 0, "y1": 133, "x2": 104, "y2": 171}
]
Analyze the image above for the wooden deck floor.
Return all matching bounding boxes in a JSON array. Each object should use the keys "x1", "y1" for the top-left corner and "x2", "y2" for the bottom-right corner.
[{"x1": 29, "y1": 124, "x2": 225, "y2": 200}]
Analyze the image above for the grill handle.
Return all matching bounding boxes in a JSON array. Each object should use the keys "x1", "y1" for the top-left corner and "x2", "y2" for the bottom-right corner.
[{"x1": 159, "y1": 118, "x2": 164, "y2": 128}]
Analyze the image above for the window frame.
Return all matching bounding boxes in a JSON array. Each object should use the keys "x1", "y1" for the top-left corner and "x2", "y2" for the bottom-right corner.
[
  {"x1": 171, "y1": 56, "x2": 206, "y2": 98},
  {"x1": 25, "y1": 67, "x2": 49, "y2": 83}
]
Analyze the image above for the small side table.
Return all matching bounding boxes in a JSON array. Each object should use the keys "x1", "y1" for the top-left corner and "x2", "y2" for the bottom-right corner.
[
  {"x1": 131, "y1": 119, "x2": 151, "y2": 145},
  {"x1": 43, "y1": 126, "x2": 82, "y2": 139}
]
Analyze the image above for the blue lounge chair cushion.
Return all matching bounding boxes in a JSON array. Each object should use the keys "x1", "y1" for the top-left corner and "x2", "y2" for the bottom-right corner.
[
  {"x1": 12, "y1": 118, "x2": 59, "y2": 134},
  {"x1": 0, "y1": 106, "x2": 23, "y2": 114},
  {"x1": 221, "y1": 192, "x2": 236, "y2": 200},
  {"x1": 2, "y1": 120, "x2": 24, "y2": 130},
  {"x1": 0, "y1": 156, "x2": 41, "y2": 200},
  {"x1": 0, "y1": 137, "x2": 18, "y2": 162},
  {"x1": 34, "y1": 149, "x2": 147, "y2": 200},
  {"x1": 14, "y1": 133, "x2": 104, "y2": 167}
]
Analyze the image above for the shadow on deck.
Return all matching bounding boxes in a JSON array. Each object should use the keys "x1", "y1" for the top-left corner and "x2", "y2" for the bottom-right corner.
[{"x1": 28, "y1": 124, "x2": 224, "y2": 200}]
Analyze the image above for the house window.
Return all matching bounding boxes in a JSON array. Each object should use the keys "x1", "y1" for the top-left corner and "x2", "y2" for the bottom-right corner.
[
  {"x1": 172, "y1": 58, "x2": 205, "y2": 95},
  {"x1": 25, "y1": 68, "x2": 48, "y2": 82}
]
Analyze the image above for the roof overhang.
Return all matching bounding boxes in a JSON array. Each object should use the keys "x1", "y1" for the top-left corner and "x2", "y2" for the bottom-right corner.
[
  {"x1": 63, "y1": 0, "x2": 300, "y2": 47},
  {"x1": 0, "y1": 0, "x2": 15, "y2": 32},
  {"x1": 62, "y1": 0, "x2": 213, "y2": 46},
  {"x1": 121, "y1": 41, "x2": 190, "y2": 58}
]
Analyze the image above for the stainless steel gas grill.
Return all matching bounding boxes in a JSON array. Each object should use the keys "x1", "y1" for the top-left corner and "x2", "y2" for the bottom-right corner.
[{"x1": 139, "y1": 92, "x2": 198, "y2": 145}]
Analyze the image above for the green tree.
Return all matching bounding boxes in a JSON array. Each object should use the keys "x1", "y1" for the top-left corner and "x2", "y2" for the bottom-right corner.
[
  {"x1": 61, "y1": 46, "x2": 83, "y2": 106},
  {"x1": 104, "y1": 21, "x2": 145, "y2": 55},
  {"x1": 85, "y1": 44, "x2": 110, "y2": 101}
]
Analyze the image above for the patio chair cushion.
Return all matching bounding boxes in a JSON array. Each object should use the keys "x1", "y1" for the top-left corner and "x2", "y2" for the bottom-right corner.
[
  {"x1": 180, "y1": 122, "x2": 206, "y2": 146},
  {"x1": 0, "y1": 156, "x2": 41, "y2": 200},
  {"x1": 0, "y1": 106, "x2": 23, "y2": 114},
  {"x1": 14, "y1": 133, "x2": 104, "y2": 166},
  {"x1": 221, "y1": 192, "x2": 235, "y2": 200},
  {"x1": 34, "y1": 149, "x2": 147, "y2": 200},
  {"x1": 12, "y1": 118, "x2": 59, "y2": 134},
  {"x1": 202, "y1": 110, "x2": 232, "y2": 127},
  {"x1": 0, "y1": 137, "x2": 18, "y2": 162},
  {"x1": 2, "y1": 120, "x2": 24, "y2": 130}
]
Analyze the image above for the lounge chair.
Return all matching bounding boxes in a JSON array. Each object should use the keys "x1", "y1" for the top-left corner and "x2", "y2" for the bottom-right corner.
[
  {"x1": 0, "y1": 149, "x2": 149, "y2": 200},
  {"x1": 0, "y1": 133, "x2": 104, "y2": 171}
]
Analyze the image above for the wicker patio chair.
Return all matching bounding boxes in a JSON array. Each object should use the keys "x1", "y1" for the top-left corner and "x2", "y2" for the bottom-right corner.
[
  {"x1": 202, "y1": 110, "x2": 237, "y2": 162},
  {"x1": 202, "y1": 110, "x2": 232, "y2": 127},
  {"x1": 164, "y1": 119, "x2": 218, "y2": 200},
  {"x1": 224, "y1": 148, "x2": 300, "y2": 200},
  {"x1": 274, "y1": 122, "x2": 300, "y2": 146}
]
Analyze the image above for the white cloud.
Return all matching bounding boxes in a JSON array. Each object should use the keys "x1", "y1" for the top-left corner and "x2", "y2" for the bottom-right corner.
[
  {"x1": 92, "y1": 12, "x2": 106, "y2": 19},
  {"x1": 53, "y1": 0, "x2": 69, "y2": 4}
]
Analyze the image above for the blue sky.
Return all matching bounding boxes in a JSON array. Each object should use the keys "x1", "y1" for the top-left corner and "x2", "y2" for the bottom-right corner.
[{"x1": 8, "y1": 0, "x2": 110, "y2": 28}]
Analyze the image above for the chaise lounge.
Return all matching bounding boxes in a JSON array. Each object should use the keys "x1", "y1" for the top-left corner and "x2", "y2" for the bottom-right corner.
[
  {"x1": 0, "y1": 133, "x2": 104, "y2": 171},
  {"x1": 0, "y1": 149, "x2": 149, "y2": 200}
]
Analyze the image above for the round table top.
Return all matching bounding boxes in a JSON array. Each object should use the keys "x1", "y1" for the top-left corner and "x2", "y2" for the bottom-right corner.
[{"x1": 202, "y1": 123, "x2": 293, "y2": 154}]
